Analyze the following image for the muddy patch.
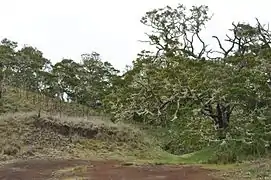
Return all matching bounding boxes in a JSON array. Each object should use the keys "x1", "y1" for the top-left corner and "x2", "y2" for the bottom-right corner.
[{"x1": 0, "y1": 159, "x2": 219, "y2": 180}]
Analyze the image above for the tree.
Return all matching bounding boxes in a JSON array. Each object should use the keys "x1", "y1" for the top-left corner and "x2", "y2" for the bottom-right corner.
[
  {"x1": 78, "y1": 52, "x2": 119, "y2": 107},
  {"x1": 48, "y1": 52, "x2": 119, "y2": 107},
  {"x1": 140, "y1": 4, "x2": 211, "y2": 59},
  {"x1": 15, "y1": 45, "x2": 51, "y2": 92},
  {"x1": 106, "y1": 4, "x2": 271, "y2": 146},
  {"x1": 51, "y1": 59, "x2": 81, "y2": 101},
  {"x1": 210, "y1": 18, "x2": 271, "y2": 60},
  {"x1": 0, "y1": 38, "x2": 17, "y2": 99}
]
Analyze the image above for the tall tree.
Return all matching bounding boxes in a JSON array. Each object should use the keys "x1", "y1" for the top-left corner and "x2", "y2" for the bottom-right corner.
[
  {"x1": 15, "y1": 45, "x2": 51, "y2": 92},
  {"x1": 0, "y1": 38, "x2": 17, "y2": 99},
  {"x1": 140, "y1": 4, "x2": 211, "y2": 59}
]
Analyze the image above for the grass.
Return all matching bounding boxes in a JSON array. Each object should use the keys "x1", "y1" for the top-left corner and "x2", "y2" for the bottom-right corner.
[
  {"x1": 214, "y1": 159, "x2": 271, "y2": 180},
  {"x1": 179, "y1": 147, "x2": 215, "y2": 164},
  {"x1": 0, "y1": 112, "x2": 159, "y2": 163}
]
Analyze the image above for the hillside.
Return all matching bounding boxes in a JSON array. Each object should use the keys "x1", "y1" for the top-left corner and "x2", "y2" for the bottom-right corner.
[
  {"x1": 0, "y1": 87, "x2": 178, "y2": 164},
  {"x1": 0, "y1": 112, "x2": 152, "y2": 162},
  {"x1": 0, "y1": 88, "x2": 270, "y2": 179}
]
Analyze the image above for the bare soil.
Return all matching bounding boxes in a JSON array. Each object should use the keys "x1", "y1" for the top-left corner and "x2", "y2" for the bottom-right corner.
[{"x1": 0, "y1": 159, "x2": 220, "y2": 180}]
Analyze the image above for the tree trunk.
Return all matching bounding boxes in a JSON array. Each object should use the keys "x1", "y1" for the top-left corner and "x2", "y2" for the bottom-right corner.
[
  {"x1": 0, "y1": 69, "x2": 5, "y2": 100},
  {"x1": 201, "y1": 101, "x2": 234, "y2": 139},
  {"x1": 216, "y1": 103, "x2": 231, "y2": 129}
]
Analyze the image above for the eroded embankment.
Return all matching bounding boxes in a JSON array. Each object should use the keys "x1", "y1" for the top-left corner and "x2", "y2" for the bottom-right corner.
[{"x1": 0, "y1": 112, "x2": 151, "y2": 162}]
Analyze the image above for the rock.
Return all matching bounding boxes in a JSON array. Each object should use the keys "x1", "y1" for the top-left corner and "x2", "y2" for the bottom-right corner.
[{"x1": 3, "y1": 145, "x2": 20, "y2": 156}]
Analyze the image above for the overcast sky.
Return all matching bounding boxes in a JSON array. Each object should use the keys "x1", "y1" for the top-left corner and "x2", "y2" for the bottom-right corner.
[{"x1": 0, "y1": 0, "x2": 270, "y2": 70}]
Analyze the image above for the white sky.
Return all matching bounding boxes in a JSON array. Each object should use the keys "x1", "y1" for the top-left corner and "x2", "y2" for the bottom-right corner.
[{"x1": 0, "y1": 0, "x2": 270, "y2": 70}]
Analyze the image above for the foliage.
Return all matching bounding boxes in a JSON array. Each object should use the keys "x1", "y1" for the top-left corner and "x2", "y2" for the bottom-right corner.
[
  {"x1": 105, "y1": 3, "x2": 271, "y2": 163},
  {"x1": 0, "y1": 41, "x2": 119, "y2": 110}
]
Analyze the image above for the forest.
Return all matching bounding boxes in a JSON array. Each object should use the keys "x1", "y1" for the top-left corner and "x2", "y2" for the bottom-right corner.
[{"x1": 1, "y1": 3, "x2": 271, "y2": 165}]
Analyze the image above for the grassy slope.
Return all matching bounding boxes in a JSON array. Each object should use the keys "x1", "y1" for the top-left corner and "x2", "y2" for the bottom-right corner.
[
  {"x1": 0, "y1": 111, "x2": 213, "y2": 167},
  {"x1": 1, "y1": 87, "x2": 270, "y2": 179},
  {"x1": 0, "y1": 87, "x2": 214, "y2": 165}
]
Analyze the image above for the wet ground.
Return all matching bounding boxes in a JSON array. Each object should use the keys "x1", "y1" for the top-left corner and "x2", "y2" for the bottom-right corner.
[{"x1": 0, "y1": 159, "x2": 220, "y2": 180}]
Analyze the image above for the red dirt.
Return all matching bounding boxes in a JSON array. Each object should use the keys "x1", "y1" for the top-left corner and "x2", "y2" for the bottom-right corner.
[{"x1": 0, "y1": 159, "x2": 220, "y2": 180}]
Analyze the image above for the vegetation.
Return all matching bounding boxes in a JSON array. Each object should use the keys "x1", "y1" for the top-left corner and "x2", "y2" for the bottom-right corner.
[
  {"x1": 0, "y1": 112, "x2": 157, "y2": 163},
  {"x1": 1, "y1": 2, "x2": 271, "y2": 178},
  {"x1": 106, "y1": 3, "x2": 271, "y2": 164}
]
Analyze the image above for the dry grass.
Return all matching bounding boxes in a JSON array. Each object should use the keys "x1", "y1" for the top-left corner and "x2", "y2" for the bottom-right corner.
[
  {"x1": 214, "y1": 158, "x2": 271, "y2": 180},
  {"x1": 0, "y1": 87, "x2": 157, "y2": 163},
  {"x1": 0, "y1": 87, "x2": 172, "y2": 165},
  {"x1": 35, "y1": 114, "x2": 147, "y2": 144},
  {"x1": 0, "y1": 112, "x2": 153, "y2": 163},
  {"x1": 0, "y1": 112, "x2": 73, "y2": 161}
]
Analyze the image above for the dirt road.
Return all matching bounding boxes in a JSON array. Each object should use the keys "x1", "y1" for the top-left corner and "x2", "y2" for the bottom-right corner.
[{"x1": 0, "y1": 159, "x2": 219, "y2": 180}]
